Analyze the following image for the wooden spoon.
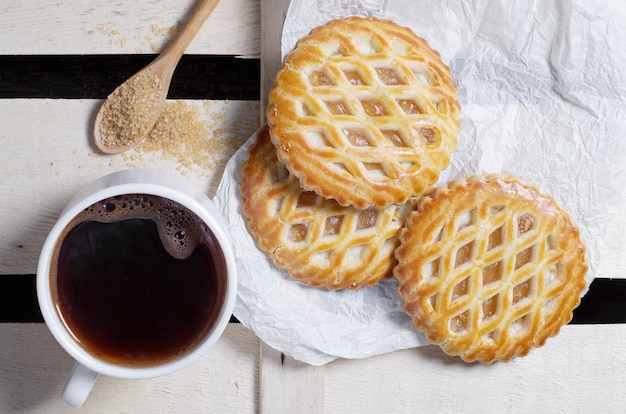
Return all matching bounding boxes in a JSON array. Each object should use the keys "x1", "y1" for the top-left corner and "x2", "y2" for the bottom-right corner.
[{"x1": 94, "y1": 0, "x2": 220, "y2": 154}]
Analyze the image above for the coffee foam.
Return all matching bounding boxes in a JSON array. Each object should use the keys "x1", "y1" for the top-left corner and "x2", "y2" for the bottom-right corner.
[{"x1": 75, "y1": 194, "x2": 206, "y2": 260}]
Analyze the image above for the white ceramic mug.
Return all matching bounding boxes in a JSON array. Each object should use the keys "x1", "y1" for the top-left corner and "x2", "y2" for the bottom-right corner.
[{"x1": 37, "y1": 169, "x2": 237, "y2": 408}]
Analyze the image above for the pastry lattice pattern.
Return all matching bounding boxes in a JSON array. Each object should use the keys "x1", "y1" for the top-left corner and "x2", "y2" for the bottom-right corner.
[
  {"x1": 241, "y1": 127, "x2": 409, "y2": 289},
  {"x1": 422, "y1": 204, "x2": 566, "y2": 356},
  {"x1": 267, "y1": 17, "x2": 460, "y2": 209},
  {"x1": 395, "y1": 175, "x2": 587, "y2": 363}
]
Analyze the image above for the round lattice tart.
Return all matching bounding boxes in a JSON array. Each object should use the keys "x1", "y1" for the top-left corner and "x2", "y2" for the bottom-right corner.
[
  {"x1": 267, "y1": 16, "x2": 461, "y2": 209},
  {"x1": 394, "y1": 174, "x2": 587, "y2": 363},
  {"x1": 241, "y1": 126, "x2": 413, "y2": 290}
]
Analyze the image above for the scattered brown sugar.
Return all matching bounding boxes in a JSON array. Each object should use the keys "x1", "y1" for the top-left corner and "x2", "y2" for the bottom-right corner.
[
  {"x1": 135, "y1": 100, "x2": 215, "y2": 170},
  {"x1": 151, "y1": 24, "x2": 179, "y2": 37},
  {"x1": 97, "y1": 73, "x2": 163, "y2": 148},
  {"x1": 128, "y1": 100, "x2": 259, "y2": 186}
]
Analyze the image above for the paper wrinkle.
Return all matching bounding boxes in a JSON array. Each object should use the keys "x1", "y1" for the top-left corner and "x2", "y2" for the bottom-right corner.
[{"x1": 214, "y1": 0, "x2": 626, "y2": 365}]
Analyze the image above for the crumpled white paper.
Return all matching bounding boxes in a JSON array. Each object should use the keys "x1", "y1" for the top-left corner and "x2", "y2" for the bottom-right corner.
[{"x1": 214, "y1": 0, "x2": 626, "y2": 365}]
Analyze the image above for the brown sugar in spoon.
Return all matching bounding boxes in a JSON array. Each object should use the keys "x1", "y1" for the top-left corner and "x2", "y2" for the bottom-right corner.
[{"x1": 94, "y1": 0, "x2": 220, "y2": 154}]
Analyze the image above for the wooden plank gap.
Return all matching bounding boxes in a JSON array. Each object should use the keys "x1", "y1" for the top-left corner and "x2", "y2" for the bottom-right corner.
[
  {"x1": 259, "y1": 0, "x2": 289, "y2": 122},
  {"x1": 259, "y1": 341, "x2": 325, "y2": 414},
  {"x1": 259, "y1": 1, "x2": 325, "y2": 413}
]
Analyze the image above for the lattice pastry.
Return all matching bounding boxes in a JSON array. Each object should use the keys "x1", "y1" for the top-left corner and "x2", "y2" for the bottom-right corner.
[
  {"x1": 241, "y1": 125, "x2": 413, "y2": 290},
  {"x1": 267, "y1": 16, "x2": 461, "y2": 209},
  {"x1": 394, "y1": 174, "x2": 587, "y2": 363}
]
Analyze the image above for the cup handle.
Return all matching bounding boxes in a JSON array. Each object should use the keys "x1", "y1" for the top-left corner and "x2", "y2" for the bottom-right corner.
[{"x1": 62, "y1": 362, "x2": 100, "y2": 408}]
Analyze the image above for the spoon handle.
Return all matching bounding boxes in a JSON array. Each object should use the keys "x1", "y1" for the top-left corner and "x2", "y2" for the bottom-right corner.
[{"x1": 160, "y1": 0, "x2": 221, "y2": 64}]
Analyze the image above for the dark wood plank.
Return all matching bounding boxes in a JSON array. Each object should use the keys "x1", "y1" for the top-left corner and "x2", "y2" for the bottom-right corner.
[
  {"x1": 571, "y1": 278, "x2": 626, "y2": 324},
  {"x1": 0, "y1": 274, "x2": 43, "y2": 323},
  {"x1": 0, "y1": 274, "x2": 622, "y2": 324},
  {"x1": 0, "y1": 55, "x2": 260, "y2": 100}
]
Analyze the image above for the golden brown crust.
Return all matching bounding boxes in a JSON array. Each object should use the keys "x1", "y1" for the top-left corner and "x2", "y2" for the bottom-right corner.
[
  {"x1": 241, "y1": 125, "x2": 413, "y2": 290},
  {"x1": 393, "y1": 174, "x2": 588, "y2": 363},
  {"x1": 267, "y1": 16, "x2": 461, "y2": 209}
]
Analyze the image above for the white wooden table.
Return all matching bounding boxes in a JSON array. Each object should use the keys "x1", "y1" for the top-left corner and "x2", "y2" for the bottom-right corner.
[{"x1": 1, "y1": 1, "x2": 626, "y2": 413}]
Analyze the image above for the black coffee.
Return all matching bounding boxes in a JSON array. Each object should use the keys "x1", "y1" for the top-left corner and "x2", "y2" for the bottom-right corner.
[{"x1": 51, "y1": 194, "x2": 227, "y2": 366}]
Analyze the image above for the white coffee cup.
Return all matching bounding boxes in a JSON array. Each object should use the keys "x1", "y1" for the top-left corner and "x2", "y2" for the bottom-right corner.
[{"x1": 37, "y1": 169, "x2": 237, "y2": 408}]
